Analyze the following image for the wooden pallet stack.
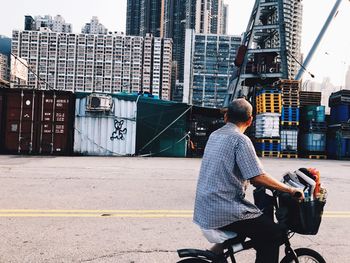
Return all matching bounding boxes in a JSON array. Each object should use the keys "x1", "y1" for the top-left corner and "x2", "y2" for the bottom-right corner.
[
  {"x1": 254, "y1": 86, "x2": 282, "y2": 157},
  {"x1": 298, "y1": 91, "x2": 327, "y2": 159},
  {"x1": 275, "y1": 80, "x2": 300, "y2": 158},
  {"x1": 327, "y1": 90, "x2": 350, "y2": 159},
  {"x1": 299, "y1": 91, "x2": 322, "y2": 106}
]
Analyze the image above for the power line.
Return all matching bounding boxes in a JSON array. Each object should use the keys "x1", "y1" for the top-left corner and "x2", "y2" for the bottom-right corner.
[{"x1": 10, "y1": 52, "x2": 57, "y2": 91}]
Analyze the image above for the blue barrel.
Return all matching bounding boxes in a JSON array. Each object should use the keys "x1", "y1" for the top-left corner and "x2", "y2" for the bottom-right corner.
[
  {"x1": 299, "y1": 132, "x2": 326, "y2": 152},
  {"x1": 330, "y1": 104, "x2": 350, "y2": 124}
]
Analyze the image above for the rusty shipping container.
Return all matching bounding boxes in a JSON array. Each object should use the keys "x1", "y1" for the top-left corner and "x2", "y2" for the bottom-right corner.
[{"x1": 0, "y1": 88, "x2": 75, "y2": 155}]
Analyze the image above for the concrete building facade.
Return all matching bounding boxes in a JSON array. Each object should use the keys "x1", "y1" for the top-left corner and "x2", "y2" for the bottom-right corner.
[
  {"x1": 25, "y1": 15, "x2": 72, "y2": 33},
  {"x1": 126, "y1": 0, "x2": 228, "y2": 102},
  {"x1": 11, "y1": 30, "x2": 172, "y2": 99},
  {"x1": 81, "y1": 17, "x2": 108, "y2": 35},
  {"x1": 126, "y1": 0, "x2": 162, "y2": 37},
  {"x1": 0, "y1": 53, "x2": 9, "y2": 82},
  {"x1": 184, "y1": 29, "x2": 241, "y2": 108},
  {"x1": 284, "y1": 0, "x2": 303, "y2": 78}
]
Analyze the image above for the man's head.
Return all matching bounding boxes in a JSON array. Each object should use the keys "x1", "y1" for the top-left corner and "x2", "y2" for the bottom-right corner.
[{"x1": 225, "y1": 98, "x2": 253, "y2": 131}]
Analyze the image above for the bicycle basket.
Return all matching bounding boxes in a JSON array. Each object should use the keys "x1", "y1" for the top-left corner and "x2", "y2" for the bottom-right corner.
[{"x1": 277, "y1": 193, "x2": 326, "y2": 235}]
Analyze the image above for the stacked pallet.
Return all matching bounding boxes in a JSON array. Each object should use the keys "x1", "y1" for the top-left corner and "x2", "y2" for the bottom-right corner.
[
  {"x1": 254, "y1": 87, "x2": 282, "y2": 157},
  {"x1": 299, "y1": 102, "x2": 327, "y2": 159},
  {"x1": 276, "y1": 80, "x2": 300, "y2": 158},
  {"x1": 327, "y1": 90, "x2": 350, "y2": 159},
  {"x1": 300, "y1": 91, "x2": 322, "y2": 106}
]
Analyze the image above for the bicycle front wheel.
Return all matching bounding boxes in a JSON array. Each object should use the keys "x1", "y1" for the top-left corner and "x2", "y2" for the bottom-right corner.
[{"x1": 280, "y1": 248, "x2": 326, "y2": 263}]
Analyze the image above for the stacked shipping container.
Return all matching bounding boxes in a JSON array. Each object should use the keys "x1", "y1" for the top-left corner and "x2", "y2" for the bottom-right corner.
[
  {"x1": 278, "y1": 80, "x2": 300, "y2": 158},
  {"x1": 254, "y1": 86, "x2": 282, "y2": 157},
  {"x1": 327, "y1": 90, "x2": 350, "y2": 159},
  {"x1": 298, "y1": 91, "x2": 327, "y2": 158}
]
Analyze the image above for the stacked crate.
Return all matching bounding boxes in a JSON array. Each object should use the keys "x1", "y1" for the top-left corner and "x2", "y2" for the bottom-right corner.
[
  {"x1": 298, "y1": 91, "x2": 327, "y2": 159},
  {"x1": 327, "y1": 90, "x2": 350, "y2": 159},
  {"x1": 277, "y1": 80, "x2": 300, "y2": 158},
  {"x1": 254, "y1": 87, "x2": 282, "y2": 157}
]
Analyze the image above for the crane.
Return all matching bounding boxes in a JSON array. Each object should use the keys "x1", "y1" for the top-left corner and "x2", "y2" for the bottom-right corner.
[{"x1": 226, "y1": 0, "x2": 344, "y2": 104}]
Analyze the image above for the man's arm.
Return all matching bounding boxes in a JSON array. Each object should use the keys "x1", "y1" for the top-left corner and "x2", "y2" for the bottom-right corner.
[{"x1": 251, "y1": 173, "x2": 304, "y2": 199}]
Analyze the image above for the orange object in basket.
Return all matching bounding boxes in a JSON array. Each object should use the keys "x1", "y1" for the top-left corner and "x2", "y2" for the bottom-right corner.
[{"x1": 308, "y1": 168, "x2": 321, "y2": 197}]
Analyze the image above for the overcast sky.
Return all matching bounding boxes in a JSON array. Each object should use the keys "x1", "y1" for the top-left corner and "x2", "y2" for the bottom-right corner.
[{"x1": 0, "y1": 0, "x2": 349, "y2": 86}]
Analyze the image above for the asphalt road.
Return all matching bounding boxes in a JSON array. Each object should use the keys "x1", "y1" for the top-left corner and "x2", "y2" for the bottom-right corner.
[{"x1": 0, "y1": 155, "x2": 349, "y2": 262}]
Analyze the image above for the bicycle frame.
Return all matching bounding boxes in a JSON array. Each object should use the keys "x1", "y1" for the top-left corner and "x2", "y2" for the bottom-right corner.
[
  {"x1": 178, "y1": 189, "x2": 302, "y2": 263},
  {"x1": 178, "y1": 230, "x2": 301, "y2": 263}
]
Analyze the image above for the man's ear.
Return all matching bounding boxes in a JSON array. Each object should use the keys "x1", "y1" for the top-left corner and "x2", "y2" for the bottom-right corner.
[
  {"x1": 246, "y1": 116, "x2": 253, "y2": 127},
  {"x1": 224, "y1": 112, "x2": 228, "y2": 123}
]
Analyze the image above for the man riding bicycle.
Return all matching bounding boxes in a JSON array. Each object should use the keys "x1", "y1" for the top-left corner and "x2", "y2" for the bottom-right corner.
[{"x1": 193, "y1": 98, "x2": 304, "y2": 263}]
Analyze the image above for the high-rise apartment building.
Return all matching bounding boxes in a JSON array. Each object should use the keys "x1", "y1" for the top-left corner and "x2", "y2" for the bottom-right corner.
[
  {"x1": 81, "y1": 17, "x2": 108, "y2": 35},
  {"x1": 345, "y1": 66, "x2": 350, "y2": 89},
  {"x1": 11, "y1": 30, "x2": 172, "y2": 99},
  {"x1": 183, "y1": 29, "x2": 241, "y2": 108},
  {"x1": 195, "y1": 0, "x2": 211, "y2": 34},
  {"x1": 126, "y1": 0, "x2": 162, "y2": 37},
  {"x1": 25, "y1": 15, "x2": 72, "y2": 33},
  {"x1": 284, "y1": 0, "x2": 303, "y2": 78},
  {"x1": 126, "y1": 0, "x2": 142, "y2": 36},
  {"x1": 0, "y1": 53, "x2": 9, "y2": 82},
  {"x1": 126, "y1": 0, "x2": 228, "y2": 101},
  {"x1": 220, "y1": 4, "x2": 228, "y2": 35}
]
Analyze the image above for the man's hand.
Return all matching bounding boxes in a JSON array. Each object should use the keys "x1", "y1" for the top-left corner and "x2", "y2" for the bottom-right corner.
[
  {"x1": 288, "y1": 187, "x2": 305, "y2": 202},
  {"x1": 251, "y1": 174, "x2": 305, "y2": 201}
]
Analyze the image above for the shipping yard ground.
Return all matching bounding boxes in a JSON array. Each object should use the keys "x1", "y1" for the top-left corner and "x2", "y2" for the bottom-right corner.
[{"x1": 0, "y1": 156, "x2": 349, "y2": 262}]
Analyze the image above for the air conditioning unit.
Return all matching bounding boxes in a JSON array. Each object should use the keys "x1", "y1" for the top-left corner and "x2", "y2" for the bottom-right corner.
[{"x1": 86, "y1": 93, "x2": 113, "y2": 111}]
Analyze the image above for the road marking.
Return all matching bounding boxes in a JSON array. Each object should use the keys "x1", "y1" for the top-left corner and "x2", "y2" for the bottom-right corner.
[
  {"x1": 0, "y1": 210, "x2": 348, "y2": 218},
  {"x1": 0, "y1": 209, "x2": 193, "y2": 213},
  {"x1": 0, "y1": 209, "x2": 350, "y2": 218}
]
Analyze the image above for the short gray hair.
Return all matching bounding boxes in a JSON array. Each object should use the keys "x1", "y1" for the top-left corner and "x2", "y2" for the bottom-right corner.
[{"x1": 226, "y1": 98, "x2": 253, "y2": 124}]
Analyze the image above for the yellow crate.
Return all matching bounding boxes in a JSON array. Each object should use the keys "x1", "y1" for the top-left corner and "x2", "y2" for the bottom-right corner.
[{"x1": 256, "y1": 93, "x2": 282, "y2": 114}]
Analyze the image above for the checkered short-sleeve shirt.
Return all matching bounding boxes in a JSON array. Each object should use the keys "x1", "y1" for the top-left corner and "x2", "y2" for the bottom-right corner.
[{"x1": 193, "y1": 123, "x2": 264, "y2": 229}]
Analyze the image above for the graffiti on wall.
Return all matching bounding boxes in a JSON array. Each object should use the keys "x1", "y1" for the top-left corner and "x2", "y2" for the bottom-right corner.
[{"x1": 110, "y1": 119, "x2": 127, "y2": 140}]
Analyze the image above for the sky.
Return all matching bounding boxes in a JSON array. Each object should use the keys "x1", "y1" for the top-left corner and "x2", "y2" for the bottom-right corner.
[{"x1": 0, "y1": 0, "x2": 349, "y2": 86}]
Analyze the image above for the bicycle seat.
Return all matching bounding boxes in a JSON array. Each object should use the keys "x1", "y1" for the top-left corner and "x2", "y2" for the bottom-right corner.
[{"x1": 201, "y1": 228, "x2": 238, "y2": 243}]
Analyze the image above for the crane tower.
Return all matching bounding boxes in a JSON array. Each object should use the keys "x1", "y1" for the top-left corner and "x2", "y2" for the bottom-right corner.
[{"x1": 227, "y1": 0, "x2": 302, "y2": 102}]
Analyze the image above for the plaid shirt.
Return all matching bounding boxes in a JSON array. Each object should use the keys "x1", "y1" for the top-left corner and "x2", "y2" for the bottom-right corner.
[{"x1": 193, "y1": 123, "x2": 264, "y2": 229}]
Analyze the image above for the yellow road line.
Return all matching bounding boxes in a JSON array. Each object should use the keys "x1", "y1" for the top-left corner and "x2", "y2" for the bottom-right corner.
[
  {"x1": 323, "y1": 215, "x2": 350, "y2": 218},
  {"x1": 0, "y1": 213, "x2": 193, "y2": 218},
  {"x1": 0, "y1": 210, "x2": 348, "y2": 218},
  {"x1": 0, "y1": 209, "x2": 193, "y2": 213}
]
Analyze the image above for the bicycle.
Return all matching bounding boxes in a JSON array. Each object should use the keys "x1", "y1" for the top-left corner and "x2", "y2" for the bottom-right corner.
[{"x1": 177, "y1": 189, "x2": 326, "y2": 263}]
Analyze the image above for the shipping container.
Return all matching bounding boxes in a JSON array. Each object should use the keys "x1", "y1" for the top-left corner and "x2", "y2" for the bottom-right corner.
[
  {"x1": 0, "y1": 88, "x2": 75, "y2": 155},
  {"x1": 187, "y1": 106, "x2": 225, "y2": 157},
  {"x1": 74, "y1": 93, "x2": 137, "y2": 156}
]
